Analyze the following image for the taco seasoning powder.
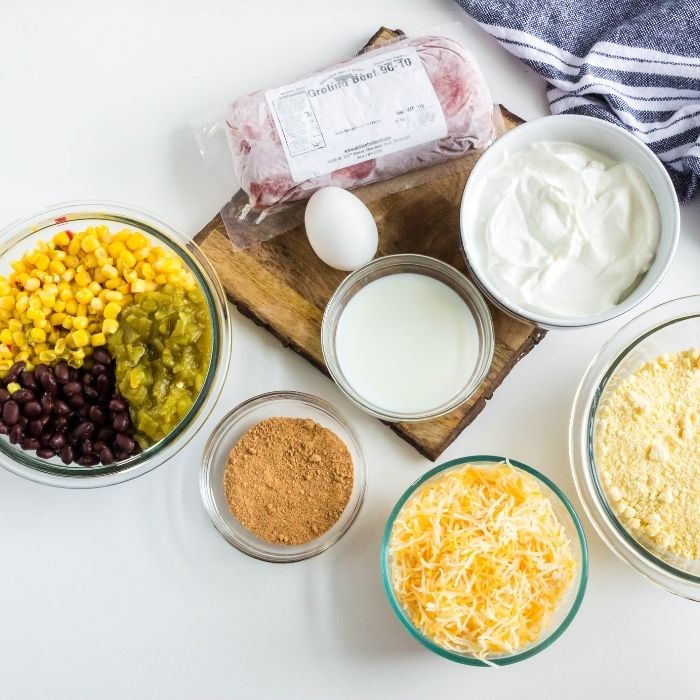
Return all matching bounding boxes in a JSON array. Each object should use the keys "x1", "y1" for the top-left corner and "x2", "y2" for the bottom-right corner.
[{"x1": 224, "y1": 417, "x2": 354, "y2": 545}]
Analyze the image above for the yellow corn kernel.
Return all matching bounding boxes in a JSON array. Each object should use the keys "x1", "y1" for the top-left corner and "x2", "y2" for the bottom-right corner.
[
  {"x1": 75, "y1": 288, "x2": 93, "y2": 305},
  {"x1": 68, "y1": 237, "x2": 82, "y2": 256},
  {"x1": 89, "y1": 297, "x2": 104, "y2": 314},
  {"x1": 0, "y1": 329, "x2": 12, "y2": 345},
  {"x1": 80, "y1": 235, "x2": 99, "y2": 253},
  {"x1": 125, "y1": 233, "x2": 147, "y2": 251},
  {"x1": 75, "y1": 270, "x2": 91, "y2": 287},
  {"x1": 88, "y1": 281, "x2": 102, "y2": 296},
  {"x1": 91, "y1": 332, "x2": 107, "y2": 347},
  {"x1": 38, "y1": 350, "x2": 56, "y2": 363},
  {"x1": 140, "y1": 263, "x2": 155, "y2": 280},
  {"x1": 49, "y1": 312, "x2": 66, "y2": 326},
  {"x1": 64, "y1": 255, "x2": 79, "y2": 269},
  {"x1": 104, "y1": 278, "x2": 122, "y2": 290},
  {"x1": 29, "y1": 327, "x2": 46, "y2": 343},
  {"x1": 23, "y1": 276, "x2": 40, "y2": 292},
  {"x1": 154, "y1": 274, "x2": 167, "y2": 285},
  {"x1": 0, "y1": 296, "x2": 14, "y2": 311},
  {"x1": 103, "y1": 302, "x2": 121, "y2": 320},
  {"x1": 130, "y1": 279, "x2": 146, "y2": 293},
  {"x1": 108, "y1": 240, "x2": 125, "y2": 258},
  {"x1": 35, "y1": 254, "x2": 50, "y2": 271},
  {"x1": 93, "y1": 269, "x2": 106, "y2": 284},
  {"x1": 77, "y1": 304, "x2": 87, "y2": 317},
  {"x1": 70, "y1": 348, "x2": 85, "y2": 361},
  {"x1": 0, "y1": 360, "x2": 11, "y2": 373},
  {"x1": 102, "y1": 319, "x2": 119, "y2": 335},
  {"x1": 73, "y1": 316, "x2": 88, "y2": 330},
  {"x1": 103, "y1": 290, "x2": 122, "y2": 302},
  {"x1": 61, "y1": 317, "x2": 73, "y2": 330},
  {"x1": 26, "y1": 308, "x2": 44, "y2": 322},
  {"x1": 118, "y1": 250, "x2": 136, "y2": 268},
  {"x1": 53, "y1": 300, "x2": 66, "y2": 313},
  {"x1": 7, "y1": 382, "x2": 21, "y2": 394},
  {"x1": 65, "y1": 299, "x2": 78, "y2": 315},
  {"x1": 8, "y1": 319, "x2": 21, "y2": 332},
  {"x1": 61, "y1": 269, "x2": 75, "y2": 283},
  {"x1": 15, "y1": 350, "x2": 29, "y2": 362},
  {"x1": 101, "y1": 264, "x2": 118, "y2": 279},
  {"x1": 0, "y1": 344, "x2": 12, "y2": 359},
  {"x1": 12, "y1": 330, "x2": 25, "y2": 346},
  {"x1": 71, "y1": 329, "x2": 90, "y2": 347},
  {"x1": 53, "y1": 231, "x2": 71, "y2": 247},
  {"x1": 39, "y1": 292, "x2": 56, "y2": 308},
  {"x1": 49, "y1": 259, "x2": 66, "y2": 275},
  {"x1": 54, "y1": 338, "x2": 66, "y2": 355}
]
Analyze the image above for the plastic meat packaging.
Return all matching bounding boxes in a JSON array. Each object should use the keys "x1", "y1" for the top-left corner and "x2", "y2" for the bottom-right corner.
[{"x1": 194, "y1": 32, "x2": 498, "y2": 249}]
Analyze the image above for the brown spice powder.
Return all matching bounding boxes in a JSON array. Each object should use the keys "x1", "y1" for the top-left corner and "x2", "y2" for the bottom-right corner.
[{"x1": 224, "y1": 417, "x2": 354, "y2": 545}]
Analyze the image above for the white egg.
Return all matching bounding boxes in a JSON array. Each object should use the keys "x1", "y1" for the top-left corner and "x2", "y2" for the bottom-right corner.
[{"x1": 304, "y1": 187, "x2": 378, "y2": 271}]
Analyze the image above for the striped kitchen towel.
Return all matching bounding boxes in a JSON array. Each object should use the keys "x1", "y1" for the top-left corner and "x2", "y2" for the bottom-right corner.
[{"x1": 455, "y1": 0, "x2": 700, "y2": 202}]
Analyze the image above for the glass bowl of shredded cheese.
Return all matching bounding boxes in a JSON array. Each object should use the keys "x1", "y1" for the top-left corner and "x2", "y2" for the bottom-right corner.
[
  {"x1": 571, "y1": 294, "x2": 700, "y2": 600},
  {"x1": 381, "y1": 456, "x2": 588, "y2": 666}
]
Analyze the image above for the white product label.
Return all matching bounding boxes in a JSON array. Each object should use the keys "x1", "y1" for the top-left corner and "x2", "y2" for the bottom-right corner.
[{"x1": 265, "y1": 47, "x2": 448, "y2": 183}]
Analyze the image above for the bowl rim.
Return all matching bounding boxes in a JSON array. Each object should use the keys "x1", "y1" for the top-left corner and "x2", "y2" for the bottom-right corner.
[
  {"x1": 0, "y1": 200, "x2": 232, "y2": 488},
  {"x1": 570, "y1": 294, "x2": 700, "y2": 599},
  {"x1": 200, "y1": 390, "x2": 368, "y2": 563},
  {"x1": 459, "y1": 114, "x2": 680, "y2": 330},
  {"x1": 320, "y1": 253, "x2": 495, "y2": 422},
  {"x1": 380, "y1": 454, "x2": 589, "y2": 666}
]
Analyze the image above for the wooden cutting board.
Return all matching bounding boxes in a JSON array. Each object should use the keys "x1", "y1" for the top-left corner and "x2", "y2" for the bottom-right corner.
[{"x1": 193, "y1": 27, "x2": 546, "y2": 460}]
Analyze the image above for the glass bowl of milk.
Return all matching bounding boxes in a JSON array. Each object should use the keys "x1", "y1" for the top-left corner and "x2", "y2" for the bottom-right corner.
[{"x1": 321, "y1": 254, "x2": 494, "y2": 422}]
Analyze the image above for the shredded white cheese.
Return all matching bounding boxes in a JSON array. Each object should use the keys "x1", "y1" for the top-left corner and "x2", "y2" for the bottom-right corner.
[{"x1": 388, "y1": 463, "x2": 576, "y2": 660}]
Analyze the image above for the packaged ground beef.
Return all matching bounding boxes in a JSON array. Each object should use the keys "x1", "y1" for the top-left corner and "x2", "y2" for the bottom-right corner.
[{"x1": 224, "y1": 35, "x2": 495, "y2": 217}]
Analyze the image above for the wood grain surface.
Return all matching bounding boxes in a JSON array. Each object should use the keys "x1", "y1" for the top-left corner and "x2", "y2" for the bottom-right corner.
[{"x1": 193, "y1": 28, "x2": 546, "y2": 460}]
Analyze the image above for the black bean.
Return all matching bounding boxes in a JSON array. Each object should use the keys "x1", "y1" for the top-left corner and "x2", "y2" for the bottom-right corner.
[
  {"x1": 68, "y1": 394, "x2": 85, "y2": 409},
  {"x1": 21, "y1": 371, "x2": 37, "y2": 390},
  {"x1": 5, "y1": 362, "x2": 25, "y2": 384},
  {"x1": 92, "y1": 363, "x2": 107, "y2": 377},
  {"x1": 16, "y1": 415, "x2": 27, "y2": 429},
  {"x1": 20, "y1": 437, "x2": 40, "y2": 451},
  {"x1": 93, "y1": 440, "x2": 105, "y2": 453},
  {"x1": 48, "y1": 433, "x2": 66, "y2": 450},
  {"x1": 3, "y1": 400, "x2": 19, "y2": 425},
  {"x1": 40, "y1": 372, "x2": 58, "y2": 395},
  {"x1": 78, "y1": 405, "x2": 90, "y2": 419},
  {"x1": 0, "y1": 421, "x2": 7, "y2": 435},
  {"x1": 68, "y1": 368, "x2": 78, "y2": 382},
  {"x1": 96, "y1": 426, "x2": 114, "y2": 442},
  {"x1": 62, "y1": 381, "x2": 82, "y2": 396},
  {"x1": 87, "y1": 405, "x2": 104, "y2": 424},
  {"x1": 54, "y1": 361, "x2": 70, "y2": 384},
  {"x1": 41, "y1": 392, "x2": 54, "y2": 414},
  {"x1": 51, "y1": 415, "x2": 67, "y2": 433},
  {"x1": 99, "y1": 446, "x2": 115, "y2": 464},
  {"x1": 95, "y1": 373, "x2": 110, "y2": 396},
  {"x1": 115, "y1": 432, "x2": 135, "y2": 453},
  {"x1": 114, "y1": 450, "x2": 129, "y2": 462},
  {"x1": 36, "y1": 447, "x2": 55, "y2": 459},
  {"x1": 82, "y1": 373, "x2": 93, "y2": 386},
  {"x1": 0, "y1": 389, "x2": 11, "y2": 403},
  {"x1": 77, "y1": 454, "x2": 99, "y2": 467},
  {"x1": 53, "y1": 400, "x2": 71, "y2": 416},
  {"x1": 92, "y1": 348, "x2": 111, "y2": 366},
  {"x1": 71, "y1": 422, "x2": 94, "y2": 442},
  {"x1": 23, "y1": 401, "x2": 42, "y2": 418},
  {"x1": 12, "y1": 388, "x2": 33, "y2": 404},
  {"x1": 9, "y1": 424, "x2": 22, "y2": 444},
  {"x1": 80, "y1": 439, "x2": 93, "y2": 455},
  {"x1": 35, "y1": 363, "x2": 49, "y2": 383},
  {"x1": 60, "y1": 445, "x2": 74, "y2": 465},
  {"x1": 108, "y1": 397, "x2": 127, "y2": 413},
  {"x1": 40, "y1": 432, "x2": 53, "y2": 447},
  {"x1": 84, "y1": 386, "x2": 98, "y2": 400},
  {"x1": 28, "y1": 418, "x2": 44, "y2": 437},
  {"x1": 112, "y1": 412, "x2": 129, "y2": 432}
]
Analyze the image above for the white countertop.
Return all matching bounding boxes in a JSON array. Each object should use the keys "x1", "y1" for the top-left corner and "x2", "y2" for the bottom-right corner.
[{"x1": 2, "y1": 2, "x2": 700, "y2": 698}]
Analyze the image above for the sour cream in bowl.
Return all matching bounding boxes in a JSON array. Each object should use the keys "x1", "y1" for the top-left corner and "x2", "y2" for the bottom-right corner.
[{"x1": 460, "y1": 115, "x2": 679, "y2": 329}]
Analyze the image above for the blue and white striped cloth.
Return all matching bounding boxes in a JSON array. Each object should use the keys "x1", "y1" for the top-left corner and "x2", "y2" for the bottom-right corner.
[{"x1": 455, "y1": 0, "x2": 700, "y2": 202}]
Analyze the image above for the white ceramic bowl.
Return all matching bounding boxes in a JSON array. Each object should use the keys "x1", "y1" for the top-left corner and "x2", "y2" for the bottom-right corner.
[{"x1": 460, "y1": 115, "x2": 679, "y2": 330}]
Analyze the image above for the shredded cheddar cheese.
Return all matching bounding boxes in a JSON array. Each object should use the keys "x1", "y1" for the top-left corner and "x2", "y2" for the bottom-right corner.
[{"x1": 388, "y1": 463, "x2": 576, "y2": 660}]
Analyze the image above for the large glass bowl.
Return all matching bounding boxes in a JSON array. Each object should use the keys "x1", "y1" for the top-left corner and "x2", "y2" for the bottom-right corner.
[
  {"x1": 381, "y1": 455, "x2": 588, "y2": 666},
  {"x1": 571, "y1": 295, "x2": 700, "y2": 599},
  {"x1": 0, "y1": 201, "x2": 232, "y2": 488}
]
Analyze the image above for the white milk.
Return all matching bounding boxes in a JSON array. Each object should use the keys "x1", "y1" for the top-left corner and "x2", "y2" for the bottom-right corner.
[{"x1": 335, "y1": 273, "x2": 479, "y2": 414}]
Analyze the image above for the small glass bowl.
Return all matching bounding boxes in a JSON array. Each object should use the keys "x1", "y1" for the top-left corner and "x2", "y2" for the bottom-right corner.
[
  {"x1": 570, "y1": 295, "x2": 700, "y2": 599},
  {"x1": 381, "y1": 455, "x2": 588, "y2": 666},
  {"x1": 200, "y1": 391, "x2": 367, "y2": 563},
  {"x1": 0, "y1": 201, "x2": 232, "y2": 488},
  {"x1": 321, "y1": 254, "x2": 495, "y2": 422}
]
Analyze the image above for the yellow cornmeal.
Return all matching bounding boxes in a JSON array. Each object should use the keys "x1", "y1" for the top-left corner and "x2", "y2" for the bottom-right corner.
[{"x1": 595, "y1": 349, "x2": 700, "y2": 559}]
